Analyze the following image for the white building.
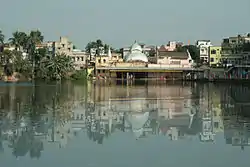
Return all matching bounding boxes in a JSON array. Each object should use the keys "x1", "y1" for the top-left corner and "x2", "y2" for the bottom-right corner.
[
  {"x1": 196, "y1": 40, "x2": 212, "y2": 63},
  {"x1": 50, "y1": 37, "x2": 87, "y2": 70}
]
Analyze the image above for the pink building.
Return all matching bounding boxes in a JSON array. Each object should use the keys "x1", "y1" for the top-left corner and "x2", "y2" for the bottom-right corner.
[{"x1": 153, "y1": 49, "x2": 193, "y2": 68}]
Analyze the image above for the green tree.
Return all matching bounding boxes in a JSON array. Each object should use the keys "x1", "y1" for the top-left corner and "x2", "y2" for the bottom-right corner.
[
  {"x1": 38, "y1": 53, "x2": 74, "y2": 80},
  {"x1": 2, "y1": 50, "x2": 14, "y2": 76},
  {"x1": 0, "y1": 30, "x2": 4, "y2": 44},
  {"x1": 13, "y1": 51, "x2": 32, "y2": 78},
  {"x1": 9, "y1": 31, "x2": 28, "y2": 51},
  {"x1": 176, "y1": 45, "x2": 200, "y2": 63},
  {"x1": 85, "y1": 39, "x2": 110, "y2": 54}
]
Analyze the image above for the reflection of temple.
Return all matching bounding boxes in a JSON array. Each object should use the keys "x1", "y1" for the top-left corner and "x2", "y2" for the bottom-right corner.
[
  {"x1": 125, "y1": 112, "x2": 151, "y2": 139},
  {"x1": 224, "y1": 117, "x2": 250, "y2": 149}
]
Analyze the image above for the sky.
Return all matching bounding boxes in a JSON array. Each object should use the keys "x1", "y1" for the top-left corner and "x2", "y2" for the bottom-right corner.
[{"x1": 0, "y1": 0, "x2": 250, "y2": 49}]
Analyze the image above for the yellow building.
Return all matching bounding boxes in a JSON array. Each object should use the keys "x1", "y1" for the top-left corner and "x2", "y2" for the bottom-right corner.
[{"x1": 209, "y1": 46, "x2": 221, "y2": 66}]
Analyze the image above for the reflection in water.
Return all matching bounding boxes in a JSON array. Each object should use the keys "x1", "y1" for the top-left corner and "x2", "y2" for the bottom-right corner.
[{"x1": 0, "y1": 81, "x2": 250, "y2": 163}]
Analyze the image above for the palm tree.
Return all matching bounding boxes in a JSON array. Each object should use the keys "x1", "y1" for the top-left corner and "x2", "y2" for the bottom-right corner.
[
  {"x1": 38, "y1": 53, "x2": 74, "y2": 80},
  {"x1": 0, "y1": 30, "x2": 4, "y2": 44},
  {"x1": 9, "y1": 31, "x2": 28, "y2": 51}
]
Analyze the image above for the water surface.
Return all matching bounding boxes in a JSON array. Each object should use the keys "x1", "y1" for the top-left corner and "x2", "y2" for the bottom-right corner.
[{"x1": 0, "y1": 81, "x2": 250, "y2": 167}]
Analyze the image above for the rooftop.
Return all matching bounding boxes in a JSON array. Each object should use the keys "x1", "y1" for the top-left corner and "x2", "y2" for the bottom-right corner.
[{"x1": 158, "y1": 51, "x2": 189, "y2": 60}]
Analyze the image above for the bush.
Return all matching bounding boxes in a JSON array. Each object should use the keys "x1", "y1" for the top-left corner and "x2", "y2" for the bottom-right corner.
[{"x1": 70, "y1": 70, "x2": 87, "y2": 80}]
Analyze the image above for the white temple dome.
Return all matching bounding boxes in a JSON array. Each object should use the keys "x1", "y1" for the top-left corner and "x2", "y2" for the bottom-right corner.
[
  {"x1": 124, "y1": 41, "x2": 148, "y2": 63},
  {"x1": 131, "y1": 42, "x2": 143, "y2": 52}
]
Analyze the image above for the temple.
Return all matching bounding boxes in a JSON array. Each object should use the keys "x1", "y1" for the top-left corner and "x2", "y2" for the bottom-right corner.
[
  {"x1": 94, "y1": 41, "x2": 205, "y2": 80},
  {"x1": 124, "y1": 41, "x2": 148, "y2": 63}
]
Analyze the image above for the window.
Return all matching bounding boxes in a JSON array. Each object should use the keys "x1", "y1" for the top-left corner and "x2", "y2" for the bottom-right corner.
[
  {"x1": 210, "y1": 58, "x2": 214, "y2": 62},
  {"x1": 103, "y1": 59, "x2": 106, "y2": 63},
  {"x1": 214, "y1": 122, "x2": 219, "y2": 128},
  {"x1": 211, "y1": 50, "x2": 216, "y2": 54},
  {"x1": 171, "y1": 60, "x2": 181, "y2": 64},
  {"x1": 98, "y1": 59, "x2": 101, "y2": 63},
  {"x1": 62, "y1": 44, "x2": 65, "y2": 47}
]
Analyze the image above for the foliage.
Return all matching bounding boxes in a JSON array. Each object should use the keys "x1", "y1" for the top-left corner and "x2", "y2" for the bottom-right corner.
[
  {"x1": 0, "y1": 30, "x2": 4, "y2": 44},
  {"x1": 0, "y1": 30, "x2": 76, "y2": 80},
  {"x1": 38, "y1": 53, "x2": 74, "y2": 80},
  {"x1": 13, "y1": 51, "x2": 32, "y2": 78},
  {"x1": 242, "y1": 42, "x2": 250, "y2": 52},
  {"x1": 176, "y1": 45, "x2": 200, "y2": 63},
  {"x1": 9, "y1": 31, "x2": 28, "y2": 50},
  {"x1": 85, "y1": 39, "x2": 111, "y2": 54},
  {"x1": 148, "y1": 49, "x2": 156, "y2": 57},
  {"x1": 70, "y1": 70, "x2": 87, "y2": 80}
]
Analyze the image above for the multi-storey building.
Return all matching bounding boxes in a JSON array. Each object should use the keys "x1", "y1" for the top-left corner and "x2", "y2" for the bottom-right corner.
[
  {"x1": 196, "y1": 40, "x2": 212, "y2": 63},
  {"x1": 50, "y1": 37, "x2": 87, "y2": 70},
  {"x1": 221, "y1": 34, "x2": 250, "y2": 66},
  {"x1": 209, "y1": 46, "x2": 222, "y2": 67}
]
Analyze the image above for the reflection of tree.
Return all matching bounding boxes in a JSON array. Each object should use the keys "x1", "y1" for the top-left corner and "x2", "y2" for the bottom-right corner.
[
  {"x1": 10, "y1": 131, "x2": 31, "y2": 158},
  {"x1": 0, "y1": 81, "x2": 81, "y2": 158},
  {"x1": 30, "y1": 139, "x2": 43, "y2": 159}
]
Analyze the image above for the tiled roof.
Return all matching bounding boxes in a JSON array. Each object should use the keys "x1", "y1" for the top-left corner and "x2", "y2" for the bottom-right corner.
[
  {"x1": 158, "y1": 51, "x2": 189, "y2": 60},
  {"x1": 158, "y1": 45, "x2": 168, "y2": 52}
]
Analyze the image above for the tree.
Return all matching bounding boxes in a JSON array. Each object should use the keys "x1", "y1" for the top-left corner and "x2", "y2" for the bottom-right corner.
[
  {"x1": 176, "y1": 45, "x2": 200, "y2": 62},
  {"x1": 26, "y1": 30, "x2": 44, "y2": 56},
  {"x1": 0, "y1": 30, "x2": 4, "y2": 44},
  {"x1": 243, "y1": 42, "x2": 250, "y2": 52},
  {"x1": 148, "y1": 48, "x2": 156, "y2": 57},
  {"x1": 13, "y1": 51, "x2": 32, "y2": 78},
  {"x1": 9, "y1": 31, "x2": 28, "y2": 51},
  {"x1": 247, "y1": 33, "x2": 250, "y2": 38},
  {"x1": 38, "y1": 53, "x2": 74, "y2": 80},
  {"x1": 85, "y1": 39, "x2": 110, "y2": 54}
]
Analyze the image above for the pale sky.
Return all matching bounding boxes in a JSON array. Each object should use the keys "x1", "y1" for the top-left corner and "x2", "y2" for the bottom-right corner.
[{"x1": 0, "y1": 0, "x2": 250, "y2": 49}]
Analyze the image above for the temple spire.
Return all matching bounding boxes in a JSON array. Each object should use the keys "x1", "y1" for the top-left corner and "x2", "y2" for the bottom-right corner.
[{"x1": 108, "y1": 46, "x2": 112, "y2": 58}]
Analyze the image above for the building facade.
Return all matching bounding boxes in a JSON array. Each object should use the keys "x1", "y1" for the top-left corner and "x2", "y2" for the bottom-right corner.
[
  {"x1": 221, "y1": 35, "x2": 250, "y2": 66},
  {"x1": 209, "y1": 46, "x2": 221, "y2": 67},
  {"x1": 52, "y1": 37, "x2": 87, "y2": 70},
  {"x1": 196, "y1": 40, "x2": 212, "y2": 63}
]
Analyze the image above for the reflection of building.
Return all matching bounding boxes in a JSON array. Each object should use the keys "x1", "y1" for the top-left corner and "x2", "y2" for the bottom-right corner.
[
  {"x1": 224, "y1": 117, "x2": 250, "y2": 149},
  {"x1": 125, "y1": 112, "x2": 150, "y2": 139}
]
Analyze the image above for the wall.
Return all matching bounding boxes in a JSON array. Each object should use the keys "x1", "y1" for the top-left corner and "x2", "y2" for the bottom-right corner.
[
  {"x1": 54, "y1": 37, "x2": 73, "y2": 56},
  {"x1": 209, "y1": 46, "x2": 221, "y2": 66},
  {"x1": 197, "y1": 40, "x2": 212, "y2": 62},
  {"x1": 156, "y1": 57, "x2": 192, "y2": 68},
  {"x1": 72, "y1": 51, "x2": 87, "y2": 70}
]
